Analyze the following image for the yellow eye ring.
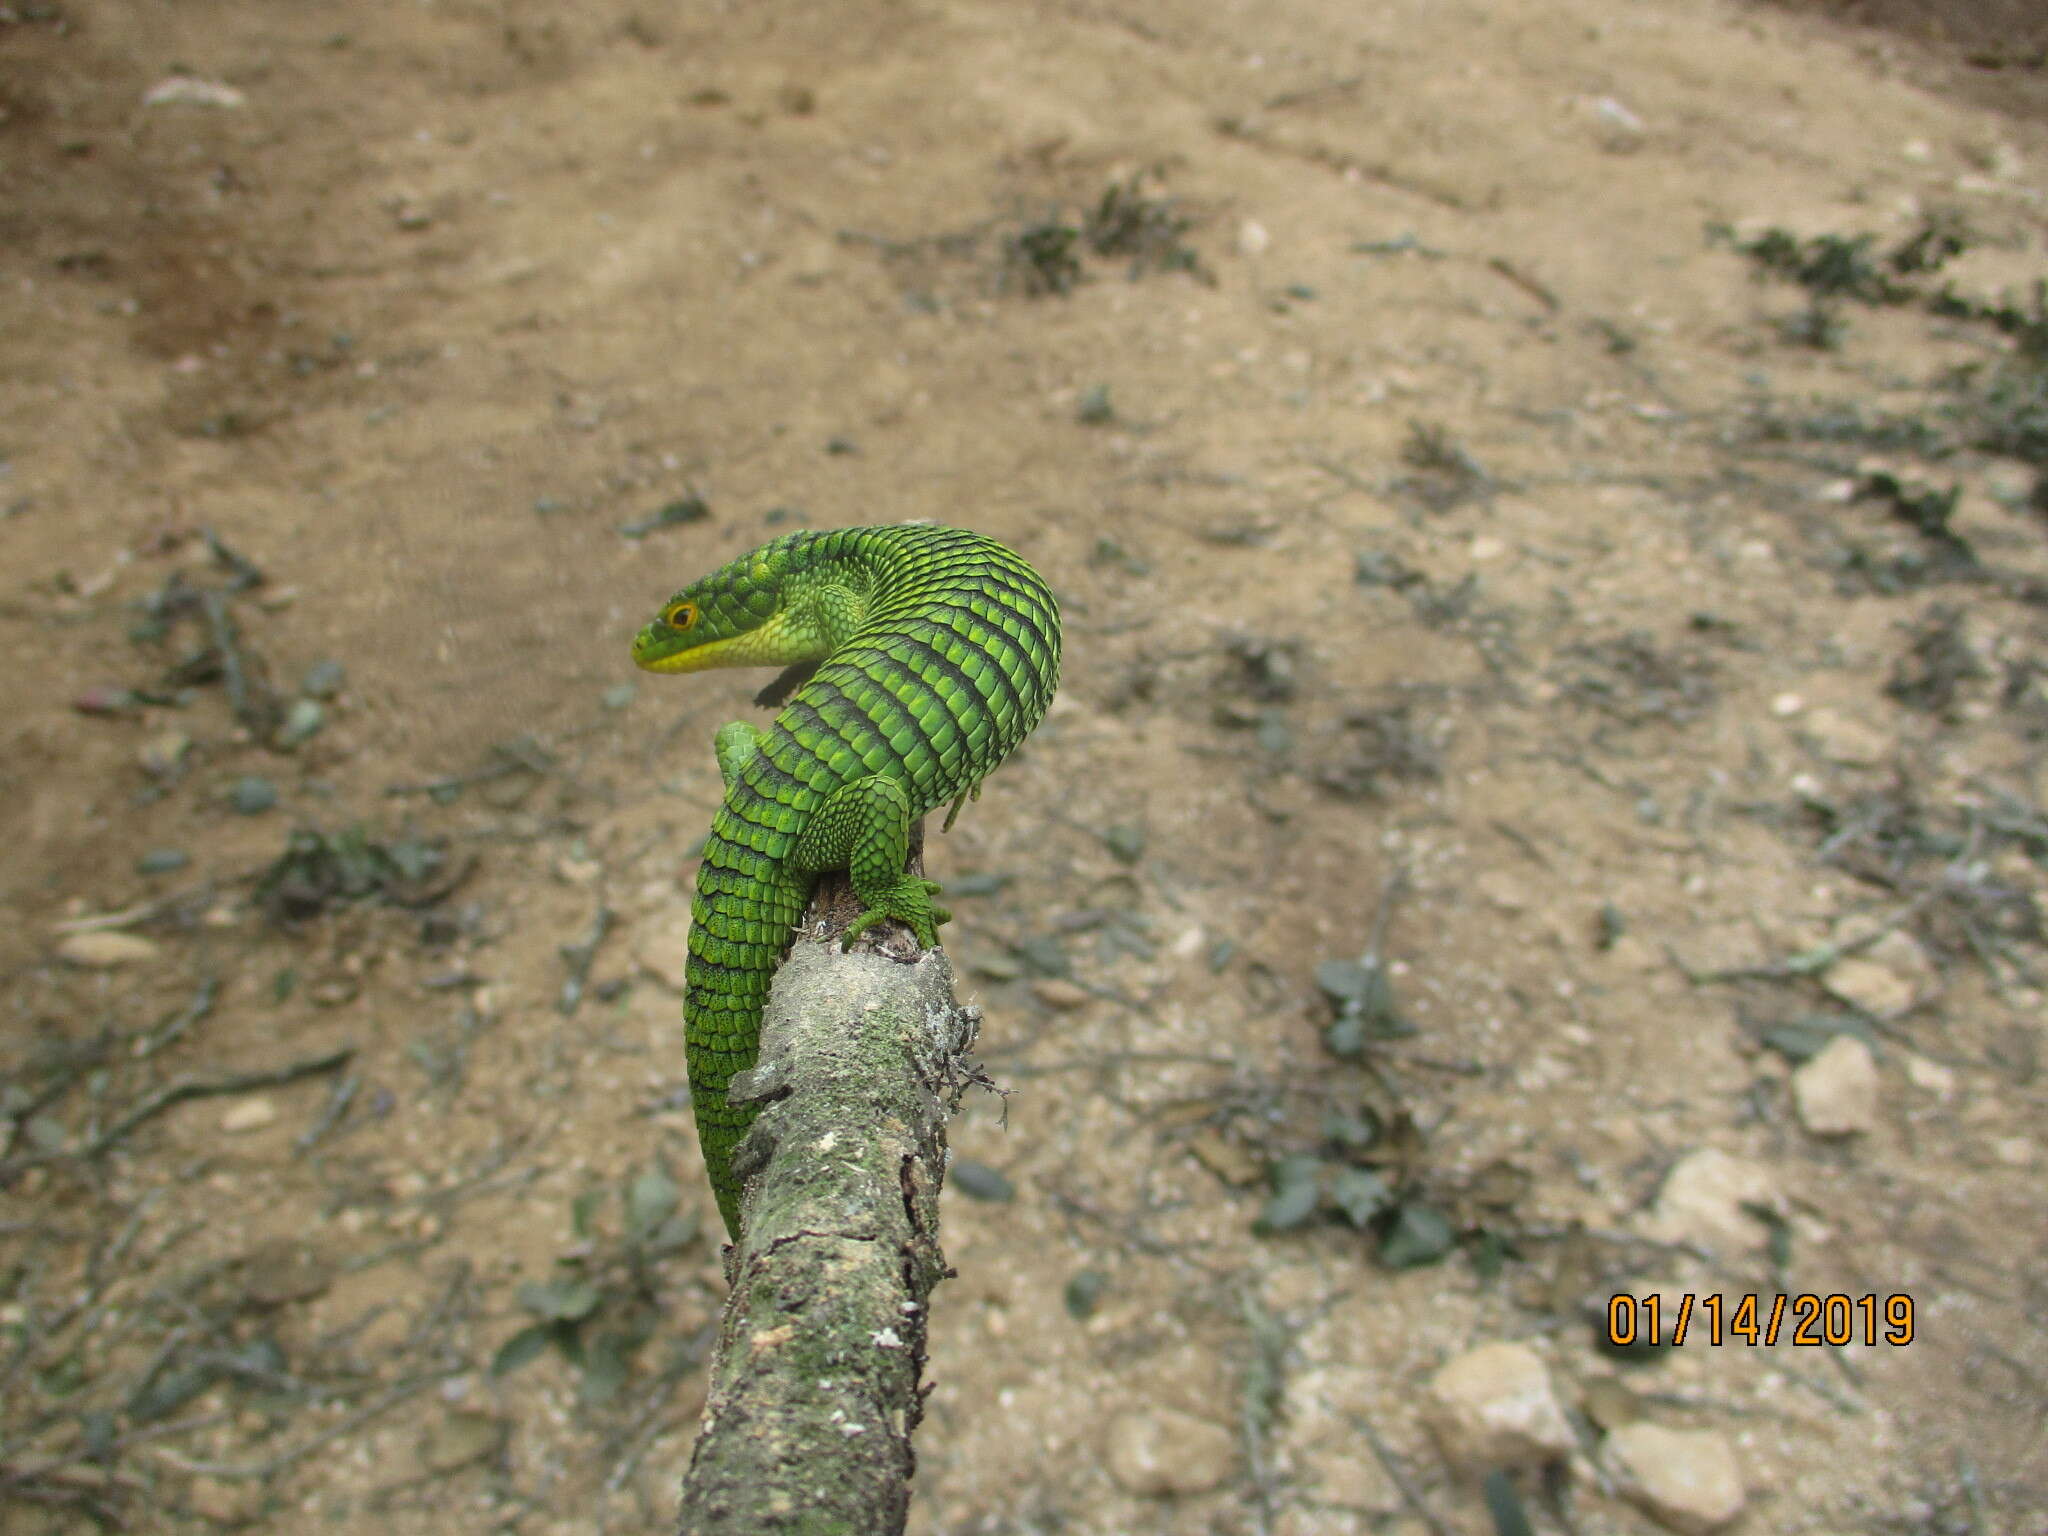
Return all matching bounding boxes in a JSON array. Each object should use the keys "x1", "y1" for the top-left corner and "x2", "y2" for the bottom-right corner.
[{"x1": 664, "y1": 602, "x2": 699, "y2": 631}]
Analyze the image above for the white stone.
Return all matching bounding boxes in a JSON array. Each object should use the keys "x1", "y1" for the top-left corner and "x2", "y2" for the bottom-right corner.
[
  {"x1": 1902, "y1": 1053, "x2": 1956, "y2": 1097},
  {"x1": 1423, "y1": 1341, "x2": 1576, "y2": 1468},
  {"x1": 219, "y1": 1097, "x2": 279, "y2": 1133},
  {"x1": 1822, "y1": 921, "x2": 1934, "y2": 1019},
  {"x1": 1104, "y1": 1408, "x2": 1234, "y2": 1496},
  {"x1": 1237, "y1": 219, "x2": 1271, "y2": 257},
  {"x1": 143, "y1": 76, "x2": 246, "y2": 109},
  {"x1": 1822, "y1": 959, "x2": 1914, "y2": 1019},
  {"x1": 56, "y1": 931, "x2": 162, "y2": 968},
  {"x1": 1770, "y1": 692, "x2": 1805, "y2": 717},
  {"x1": 1993, "y1": 1137, "x2": 2037, "y2": 1168},
  {"x1": 1792, "y1": 1034, "x2": 1880, "y2": 1136},
  {"x1": 1603, "y1": 1423, "x2": 1745, "y2": 1533},
  {"x1": 1641, "y1": 1149, "x2": 1781, "y2": 1257}
]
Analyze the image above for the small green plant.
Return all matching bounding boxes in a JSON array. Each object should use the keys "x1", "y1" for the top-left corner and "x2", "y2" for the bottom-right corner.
[{"x1": 490, "y1": 1162, "x2": 701, "y2": 1405}]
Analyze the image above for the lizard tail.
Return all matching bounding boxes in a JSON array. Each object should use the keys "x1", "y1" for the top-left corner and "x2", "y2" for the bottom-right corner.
[{"x1": 684, "y1": 826, "x2": 811, "y2": 1238}]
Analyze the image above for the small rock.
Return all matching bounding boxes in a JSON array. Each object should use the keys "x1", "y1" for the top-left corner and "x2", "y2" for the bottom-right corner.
[
  {"x1": 1104, "y1": 1407, "x2": 1234, "y2": 1496},
  {"x1": 1821, "y1": 921, "x2": 1933, "y2": 1019},
  {"x1": 143, "y1": 76, "x2": 246, "y2": 108},
  {"x1": 949, "y1": 1160, "x2": 1015, "y2": 1203},
  {"x1": 1799, "y1": 707, "x2": 1888, "y2": 767},
  {"x1": 242, "y1": 1241, "x2": 335, "y2": 1307},
  {"x1": 308, "y1": 977, "x2": 359, "y2": 1008},
  {"x1": 1822, "y1": 959, "x2": 1913, "y2": 1019},
  {"x1": 219, "y1": 1097, "x2": 279, "y2": 1133},
  {"x1": 138, "y1": 730, "x2": 192, "y2": 778},
  {"x1": 186, "y1": 1475, "x2": 261, "y2": 1523},
  {"x1": 1237, "y1": 219, "x2": 1270, "y2": 258},
  {"x1": 1030, "y1": 978, "x2": 1092, "y2": 1010},
  {"x1": 73, "y1": 686, "x2": 139, "y2": 717},
  {"x1": 1469, "y1": 534, "x2": 1508, "y2": 561},
  {"x1": 1770, "y1": 692, "x2": 1805, "y2": 717},
  {"x1": 136, "y1": 848, "x2": 190, "y2": 876},
  {"x1": 1902, "y1": 1053, "x2": 1956, "y2": 1097},
  {"x1": 1792, "y1": 1034, "x2": 1880, "y2": 1136},
  {"x1": 273, "y1": 698, "x2": 325, "y2": 749},
  {"x1": 1422, "y1": 1341, "x2": 1576, "y2": 1468},
  {"x1": 227, "y1": 776, "x2": 278, "y2": 815},
  {"x1": 56, "y1": 931, "x2": 161, "y2": 968},
  {"x1": 1603, "y1": 1422, "x2": 1745, "y2": 1534},
  {"x1": 1993, "y1": 1136, "x2": 2036, "y2": 1168},
  {"x1": 1641, "y1": 1149, "x2": 1781, "y2": 1257},
  {"x1": 301, "y1": 659, "x2": 347, "y2": 699}
]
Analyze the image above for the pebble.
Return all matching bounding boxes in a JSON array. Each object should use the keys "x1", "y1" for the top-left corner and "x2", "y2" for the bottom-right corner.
[
  {"x1": 56, "y1": 931, "x2": 162, "y2": 968},
  {"x1": 1603, "y1": 1422, "x2": 1745, "y2": 1533},
  {"x1": 1902, "y1": 1053, "x2": 1956, "y2": 1097},
  {"x1": 227, "y1": 776, "x2": 279, "y2": 815},
  {"x1": 186, "y1": 1476, "x2": 261, "y2": 1523},
  {"x1": 417, "y1": 1411, "x2": 506, "y2": 1474},
  {"x1": 1641, "y1": 1148, "x2": 1781, "y2": 1257},
  {"x1": 1792, "y1": 1033, "x2": 1880, "y2": 1136},
  {"x1": 138, "y1": 730, "x2": 192, "y2": 778},
  {"x1": 1422, "y1": 1341, "x2": 1576, "y2": 1468},
  {"x1": 1822, "y1": 924, "x2": 1934, "y2": 1019},
  {"x1": 1104, "y1": 1408, "x2": 1234, "y2": 1496},
  {"x1": 143, "y1": 76, "x2": 245, "y2": 108},
  {"x1": 219, "y1": 1097, "x2": 279, "y2": 1133},
  {"x1": 302, "y1": 659, "x2": 347, "y2": 699},
  {"x1": 1770, "y1": 692, "x2": 1805, "y2": 717},
  {"x1": 1029, "y1": 978, "x2": 1092, "y2": 1010},
  {"x1": 1237, "y1": 219, "x2": 1270, "y2": 258},
  {"x1": 1993, "y1": 1136, "x2": 2036, "y2": 1168},
  {"x1": 273, "y1": 698, "x2": 325, "y2": 749}
]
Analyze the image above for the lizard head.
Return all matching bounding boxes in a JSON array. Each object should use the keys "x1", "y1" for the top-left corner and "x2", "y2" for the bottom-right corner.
[{"x1": 631, "y1": 533, "x2": 841, "y2": 675}]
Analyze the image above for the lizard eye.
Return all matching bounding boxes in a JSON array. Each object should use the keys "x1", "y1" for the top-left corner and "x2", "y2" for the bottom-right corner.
[{"x1": 664, "y1": 602, "x2": 699, "y2": 631}]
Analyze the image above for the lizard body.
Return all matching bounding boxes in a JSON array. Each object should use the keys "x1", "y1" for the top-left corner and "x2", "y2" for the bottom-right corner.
[{"x1": 631, "y1": 524, "x2": 1061, "y2": 1236}]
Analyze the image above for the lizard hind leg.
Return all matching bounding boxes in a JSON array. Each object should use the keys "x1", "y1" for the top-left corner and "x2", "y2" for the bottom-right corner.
[{"x1": 790, "y1": 774, "x2": 951, "y2": 949}]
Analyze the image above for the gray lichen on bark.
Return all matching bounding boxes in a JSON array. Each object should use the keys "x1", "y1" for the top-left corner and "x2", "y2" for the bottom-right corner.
[{"x1": 675, "y1": 912, "x2": 985, "y2": 1536}]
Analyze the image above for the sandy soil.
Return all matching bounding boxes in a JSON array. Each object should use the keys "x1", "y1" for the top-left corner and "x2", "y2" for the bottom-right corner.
[{"x1": 3, "y1": 1, "x2": 2045, "y2": 1533}]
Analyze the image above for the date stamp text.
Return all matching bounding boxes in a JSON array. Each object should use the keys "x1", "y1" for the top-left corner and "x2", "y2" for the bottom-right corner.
[{"x1": 1605, "y1": 1292, "x2": 1915, "y2": 1348}]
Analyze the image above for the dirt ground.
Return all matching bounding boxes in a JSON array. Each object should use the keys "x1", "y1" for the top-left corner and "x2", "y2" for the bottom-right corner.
[{"x1": 3, "y1": 0, "x2": 2046, "y2": 1533}]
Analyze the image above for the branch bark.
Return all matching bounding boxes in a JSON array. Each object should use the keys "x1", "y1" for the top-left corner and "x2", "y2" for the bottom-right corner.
[{"x1": 675, "y1": 874, "x2": 983, "y2": 1536}]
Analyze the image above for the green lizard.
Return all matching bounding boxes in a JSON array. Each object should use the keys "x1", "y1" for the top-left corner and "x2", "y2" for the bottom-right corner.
[{"x1": 631, "y1": 524, "x2": 1061, "y2": 1237}]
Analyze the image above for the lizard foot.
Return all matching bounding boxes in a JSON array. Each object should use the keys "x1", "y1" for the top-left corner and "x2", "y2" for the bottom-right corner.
[{"x1": 841, "y1": 877, "x2": 951, "y2": 951}]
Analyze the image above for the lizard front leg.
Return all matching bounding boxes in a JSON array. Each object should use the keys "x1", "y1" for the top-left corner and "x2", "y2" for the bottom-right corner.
[
  {"x1": 712, "y1": 720, "x2": 767, "y2": 790},
  {"x1": 789, "y1": 774, "x2": 950, "y2": 949}
]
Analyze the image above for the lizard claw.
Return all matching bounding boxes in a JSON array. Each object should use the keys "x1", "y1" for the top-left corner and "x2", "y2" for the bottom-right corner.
[{"x1": 841, "y1": 877, "x2": 949, "y2": 950}]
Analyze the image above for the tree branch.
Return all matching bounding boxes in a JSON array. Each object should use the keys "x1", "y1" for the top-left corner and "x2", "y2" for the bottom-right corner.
[{"x1": 676, "y1": 869, "x2": 984, "y2": 1536}]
